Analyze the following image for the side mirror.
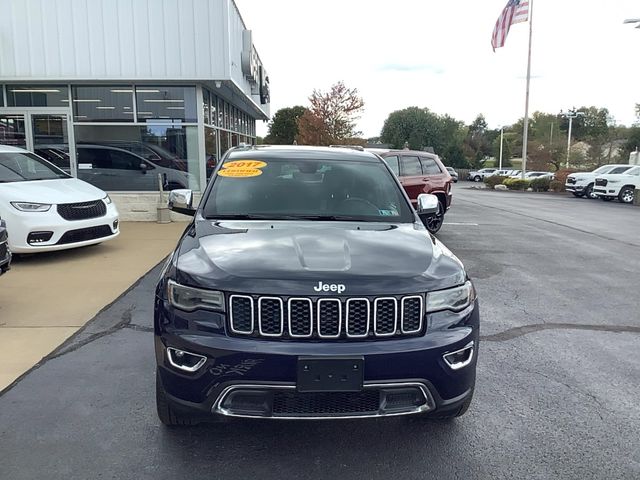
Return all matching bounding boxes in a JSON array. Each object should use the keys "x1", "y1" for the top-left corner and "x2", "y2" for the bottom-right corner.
[
  {"x1": 168, "y1": 189, "x2": 196, "y2": 216},
  {"x1": 140, "y1": 162, "x2": 149, "y2": 173},
  {"x1": 416, "y1": 193, "x2": 439, "y2": 225}
]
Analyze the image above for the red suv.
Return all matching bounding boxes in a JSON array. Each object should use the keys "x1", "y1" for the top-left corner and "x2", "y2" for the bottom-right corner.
[{"x1": 370, "y1": 149, "x2": 453, "y2": 233}]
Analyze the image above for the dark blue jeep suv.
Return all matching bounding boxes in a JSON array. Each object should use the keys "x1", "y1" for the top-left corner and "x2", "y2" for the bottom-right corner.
[{"x1": 155, "y1": 145, "x2": 479, "y2": 424}]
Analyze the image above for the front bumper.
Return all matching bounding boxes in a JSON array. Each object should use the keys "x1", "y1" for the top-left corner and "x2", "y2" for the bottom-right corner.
[
  {"x1": 593, "y1": 187, "x2": 620, "y2": 198},
  {"x1": 2, "y1": 202, "x2": 120, "y2": 253},
  {"x1": 155, "y1": 300, "x2": 479, "y2": 420},
  {"x1": 0, "y1": 243, "x2": 11, "y2": 274}
]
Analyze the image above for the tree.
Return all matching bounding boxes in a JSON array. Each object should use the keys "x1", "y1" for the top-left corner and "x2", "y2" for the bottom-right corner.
[
  {"x1": 379, "y1": 107, "x2": 468, "y2": 167},
  {"x1": 264, "y1": 106, "x2": 306, "y2": 144},
  {"x1": 621, "y1": 126, "x2": 640, "y2": 160},
  {"x1": 295, "y1": 81, "x2": 364, "y2": 145}
]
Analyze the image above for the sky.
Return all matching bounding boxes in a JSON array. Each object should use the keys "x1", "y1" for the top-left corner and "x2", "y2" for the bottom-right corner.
[{"x1": 235, "y1": 0, "x2": 640, "y2": 138}]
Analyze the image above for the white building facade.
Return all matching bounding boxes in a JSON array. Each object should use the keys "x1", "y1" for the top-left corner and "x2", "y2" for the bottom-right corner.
[{"x1": 0, "y1": 0, "x2": 270, "y2": 219}]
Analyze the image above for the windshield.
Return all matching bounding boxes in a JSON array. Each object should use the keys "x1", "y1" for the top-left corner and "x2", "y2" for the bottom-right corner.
[
  {"x1": 0, "y1": 152, "x2": 70, "y2": 183},
  {"x1": 592, "y1": 165, "x2": 611, "y2": 174},
  {"x1": 609, "y1": 166, "x2": 632, "y2": 174},
  {"x1": 203, "y1": 157, "x2": 415, "y2": 222}
]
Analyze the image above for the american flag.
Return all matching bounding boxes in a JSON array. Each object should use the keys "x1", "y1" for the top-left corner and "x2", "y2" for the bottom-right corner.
[{"x1": 491, "y1": 0, "x2": 530, "y2": 50}]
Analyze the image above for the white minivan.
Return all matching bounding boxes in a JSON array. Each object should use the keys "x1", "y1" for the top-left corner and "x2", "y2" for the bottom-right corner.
[{"x1": 0, "y1": 145, "x2": 119, "y2": 253}]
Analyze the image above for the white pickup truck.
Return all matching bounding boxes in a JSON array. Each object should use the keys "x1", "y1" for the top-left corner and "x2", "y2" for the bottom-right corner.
[
  {"x1": 565, "y1": 164, "x2": 635, "y2": 199},
  {"x1": 593, "y1": 165, "x2": 640, "y2": 203}
]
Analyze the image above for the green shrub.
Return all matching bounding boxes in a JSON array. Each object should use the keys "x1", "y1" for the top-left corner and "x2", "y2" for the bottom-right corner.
[
  {"x1": 503, "y1": 178, "x2": 530, "y2": 190},
  {"x1": 550, "y1": 180, "x2": 564, "y2": 192},
  {"x1": 530, "y1": 177, "x2": 551, "y2": 192},
  {"x1": 484, "y1": 175, "x2": 508, "y2": 188}
]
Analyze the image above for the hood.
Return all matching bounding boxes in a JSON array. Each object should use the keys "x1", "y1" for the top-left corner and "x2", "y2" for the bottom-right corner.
[
  {"x1": 172, "y1": 221, "x2": 467, "y2": 295},
  {"x1": 0, "y1": 178, "x2": 106, "y2": 204}
]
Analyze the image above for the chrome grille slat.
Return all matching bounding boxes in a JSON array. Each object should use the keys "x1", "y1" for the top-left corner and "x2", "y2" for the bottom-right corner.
[
  {"x1": 401, "y1": 296, "x2": 424, "y2": 334},
  {"x1": 258, "y1": 297, "x2": 284, "y2": 336},
  {"x1": 374, "y1": 298, "x2": 398, "y2": 337},
  {"x1": 317, "y1": 299, "x2": 341, "y2": 338},
  {"x1": 229, "y1": 295, "x2": 254, "y2": 335},
  {"x1": 227, "y1": 295, "x2": 424, "y2": 340},
  {"x1": 346, "y1": 298, "x2": 370, "y2": 338},
  {"x1": 288, "y1": 298, "x2": 313, "y2": 338}
]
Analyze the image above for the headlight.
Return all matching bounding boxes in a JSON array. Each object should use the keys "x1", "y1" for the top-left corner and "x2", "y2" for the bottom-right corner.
[
  {"x1": 167, "y1": 280, "x2": 225, "y2": 312},
  {"x1": 11, "y1": 202, "x2": 51, "y2": 212},
  {"x1": 102, "y1": 194, "x2": 112, "y2": 205},
  {"x1": 427, "y1": 281, "x2": 475, "y2": 313}
]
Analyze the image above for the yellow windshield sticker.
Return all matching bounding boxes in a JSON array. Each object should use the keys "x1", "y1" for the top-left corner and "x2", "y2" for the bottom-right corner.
[
  {"x1": 222, "y1": 160, "x2": 267, "y2": 170},
  {"x1": 218, "y1": 168, "x2": 263, "y2": 178}
]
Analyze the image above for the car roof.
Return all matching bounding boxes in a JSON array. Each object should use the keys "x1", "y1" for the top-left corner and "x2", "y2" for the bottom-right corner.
[
  {"x1": 227, "y1": 145, "x2": 383, "y2": 163},
  {"x1": 0, "y1": 144, "x2": 29, "y2": 153},
  {"x1": 365, "y1": 148, "x2": 438, "y2": 158}
]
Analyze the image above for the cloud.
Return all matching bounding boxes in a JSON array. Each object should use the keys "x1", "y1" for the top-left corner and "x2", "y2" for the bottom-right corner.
[{"x1": 377, "y1": 63, "x2": 445, "y2": 74}]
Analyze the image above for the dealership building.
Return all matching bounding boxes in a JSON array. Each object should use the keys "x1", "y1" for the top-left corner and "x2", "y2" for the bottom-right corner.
[{"x1": 0, "y1": 0, "x2": 270, "y2": 219}]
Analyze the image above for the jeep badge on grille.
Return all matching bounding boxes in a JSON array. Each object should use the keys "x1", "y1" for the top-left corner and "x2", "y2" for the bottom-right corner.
[{"x1": 313, "y1": 281, "x2": 346, "y2": 294}]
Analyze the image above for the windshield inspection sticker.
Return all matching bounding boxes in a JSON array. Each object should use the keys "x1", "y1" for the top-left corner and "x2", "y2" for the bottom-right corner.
[
  {"x1": 222, "y1": 160, "x2": 267, "y2": 170},
  {"x1": 218, "y1": 160, "x2": 267, "y2": 178},
  {"x1": 218, "y1": 168, "x2": 263, "y2": 177},
  {"x1": 379, "y1": 209, "x2": 397, "y2": 216}
]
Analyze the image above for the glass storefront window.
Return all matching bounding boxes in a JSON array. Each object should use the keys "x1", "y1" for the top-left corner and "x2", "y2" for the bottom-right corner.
[
  {"x1": 6, "y1": 85, "x2": 69, "y2": 107},
  {"x1": 0, "y1": 115, "x2": 27, "y2": 149},
  {"x1": 0, "y1": 86, "x2": 4, "y2": 107},
  {"x1": 74, "y1": 124, "x2": 200, "y2": 191},
  {"x1": 223, "y1": 102, "x2": 229, "y2": 130},
  {"x1": 220, "y1": 130, "x2": 229, "y2": 157},
  {"x1": 203, "y1": 88, "x2": 210, "y2": 124},
  {"x1": 218, "y1": 97, "x2": 224, "y2": 127},
  {"x1": 204, "y1": 127, "x2": 218, "y2": 177},
  {"x1": 231, "y1": 133, "x2": 239, "y2": 147},
  {"x1": 73, "y1": 86, "x2": 134, "y2": 122},
  {"x1": 135, "y1": 86, "x2": 197, "y2": 122},
  {"x1": 210, "y1": 94, "x2": 217, "y2": 127}
]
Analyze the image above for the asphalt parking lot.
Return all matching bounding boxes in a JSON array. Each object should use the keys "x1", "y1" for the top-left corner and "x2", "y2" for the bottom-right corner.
[{"x1": 1, "y1": 186, "x2": 639, "y2": 480}]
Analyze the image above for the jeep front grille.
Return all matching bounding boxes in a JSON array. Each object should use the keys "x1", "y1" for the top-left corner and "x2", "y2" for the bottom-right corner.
[
  {"x1": 595, "y1": 178, "x2": 608, "y2": 187},
  {"x1": 228, "y1": 294, "x2": 425, "y2": 340}
]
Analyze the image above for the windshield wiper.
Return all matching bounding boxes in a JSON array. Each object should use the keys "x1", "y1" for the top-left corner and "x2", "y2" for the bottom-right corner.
[
  {"x1": 207, "y1": 214, "x2": 302, "y2": 220},
  {"x1": 207, "y1": 214, "x2": 364, "y2": 221}
]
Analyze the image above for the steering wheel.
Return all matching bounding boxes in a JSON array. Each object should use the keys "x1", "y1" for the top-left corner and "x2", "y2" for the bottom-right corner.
[{"x1": 340, "y1": 197, "x2": 379, "y2": 215}]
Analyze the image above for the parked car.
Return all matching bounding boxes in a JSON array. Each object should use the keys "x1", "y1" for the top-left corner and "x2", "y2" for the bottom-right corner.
[
  {"x1": 494, "y1": 169, "x2": 512, "y2": 177},
  {"x1": 524, "y1": 171, "x2": 554, "y2": 180},
  {"x1": 0, "y1": 217, "x2": 11, "y2": 274},
  {"x1": 508, "y1": 170, "x2": 522, "y2": 178},
  {"x1": 446, "y1": 166, "x2": 459, "y2": 182},
  {"x1": 0, "y1": 145, "x2": 120, "y2": 253},
  {"x1": 76, "y1": 144, "x2": 196, "y2": 192},
  {"x1": 86, "y1": 141, "x2": 189, "y2": 172},
  {"x1": 565, "y1": 164, "x2": 635, "y2": 199},
  {"x1": 368, "y1": 148, "x2": 453, "y2": 233},
  {"x1": 593, "y1": 165, "x2": 640, "y2": 203},
  {"x1": 468, "y1": 168, "x2": 497, "y2": 182},
  {"x1": 155, "y1": 145, "x2": 479, "y2": 425}
]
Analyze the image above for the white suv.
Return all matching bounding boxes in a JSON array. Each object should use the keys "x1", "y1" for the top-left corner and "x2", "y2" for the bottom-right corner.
[
  {"x1": 593, "y1": 166, "x2": 640, "y2": 204},
  {"x1": 565, "y1": 164, "x2": 634, "y2": 199},
  {"x1": 468, "y1": 168, "x2": 497, "y2": 182}
]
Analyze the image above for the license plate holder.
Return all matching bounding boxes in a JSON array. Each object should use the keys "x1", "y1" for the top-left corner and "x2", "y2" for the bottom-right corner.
[{"x1": 297, "y1": 357, "x2": 364, "y2": 392}]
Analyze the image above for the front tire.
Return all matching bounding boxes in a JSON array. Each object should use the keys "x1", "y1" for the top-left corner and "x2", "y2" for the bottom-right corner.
[
  {"x1": 584, "y1": 184, "x2": 598, "y2": 199},
  {"x1": 618, "y1": 186, "x2": 635, "y2": 204},
  {"x1": 473, "y1": 175, "x2": 482, "y2": 182},
  {"x1": 156, "y1": 370, "x2": 199, "y2": 426},
  {"x1": 424, "y1": 201, "x2": 445, "y2": 234}
]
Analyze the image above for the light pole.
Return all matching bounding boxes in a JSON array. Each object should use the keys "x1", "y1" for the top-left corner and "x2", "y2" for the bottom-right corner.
[
  {"x1": 499, "y1": 127, "x2": 504, "y2": 170},
  {"x1": 559, "y1": 108, "x2": 584, "y2": 168}
]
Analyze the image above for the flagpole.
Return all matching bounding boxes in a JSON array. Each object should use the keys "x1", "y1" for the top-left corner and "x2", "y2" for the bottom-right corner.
[{"x1": 521, "y1": 0, "x2": 533, "y2": 179}]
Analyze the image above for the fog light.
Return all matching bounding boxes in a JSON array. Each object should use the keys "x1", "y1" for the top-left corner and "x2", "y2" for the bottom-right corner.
[
  {"x1": 27, "y1": 231, "x2": 54, "y2": 245},
  {"x1": 113, "y1": 219, "x2": 119, "y2": 230},
  {"x1": 443, "y1": 342, "x2": 474, "y2": 370},
  {"x1": 166, "y1": 347, "x2": 207, "y2": 372}
]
